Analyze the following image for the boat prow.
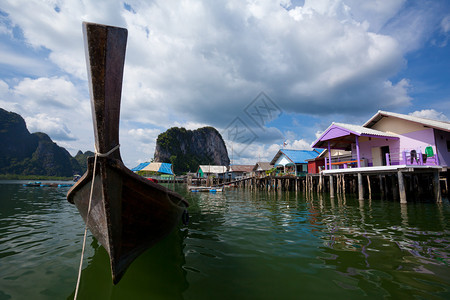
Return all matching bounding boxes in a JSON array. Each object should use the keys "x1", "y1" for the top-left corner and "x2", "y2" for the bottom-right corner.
[
  {"x1": 67, "y1": 22, "x2": 188, "y2": 284},
  {"x1": 68, "y1": 157, "x2": 188, "y2": 283}
]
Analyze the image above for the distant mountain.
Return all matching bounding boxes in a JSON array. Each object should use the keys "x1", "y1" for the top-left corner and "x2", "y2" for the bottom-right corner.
[
  {"x1": 154, "y1": 126, "x2": 230, "y2": 174},
  {"x1": 0, "y1": 108, "x2": 86, "y2": 177},
  {"x1": 74, "y1": 150, "x2": 95, "y2": 172}
]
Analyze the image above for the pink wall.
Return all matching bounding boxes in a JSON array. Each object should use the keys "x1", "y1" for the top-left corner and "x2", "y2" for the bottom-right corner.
[
  {"x1": 399, "y1": 128, "x2": 436, "y2": 153},
  {"x1": 357, "y1": 138, "x2": 400, "y2": 166},
  {"x1": 354, "y1": 128, "x2": 447, "y2": 167}
]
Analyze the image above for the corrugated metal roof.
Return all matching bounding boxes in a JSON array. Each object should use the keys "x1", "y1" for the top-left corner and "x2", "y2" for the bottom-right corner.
[
  {"x1": 198, "y1": 165, "x2": 227, "y2": 174},
  {"x1": 332, "y1": 122, "x2": 398, "y2": 137},
  {"x1": 131, "y1": 162, "x2": 150, "y2": 172},
  {"x1": 158, "y1": 163, "x2": 174, "y2": 175},
  {"x1": 229, "y1": 165, "x2": 254, "y2": 172},
  {"x1": 311, "y1": 122, "x2": 398, "y2": 149},
  {"x1": 142, "y1": 162, "x2": 162, "y2": 172},
  {"x1": 364, "y1": 110, "x2": 450, "y2": 132},
  {"x1": 252, "y1": 162, "x2": 273, "y2": 171},
  {"x1": 270, "y1": 149, "x2": 319, "y2": 165},
  {"x1": 140, "y1": 162, "x2": 174, "y2": 175},
  {"x1": 283, "y1": 149, "x2": 320, "y2": 164}
]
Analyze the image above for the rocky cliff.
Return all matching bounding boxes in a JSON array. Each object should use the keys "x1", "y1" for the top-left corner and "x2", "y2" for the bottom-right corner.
[
  {"x1": 73, "y1": 150, "x2": 95, "y2": 172},
  {"x1": 0, "y1": 108, "x2": 84, "y2": 177},
  {"x1": 154, "y1": 126, "x2": 230, "y2": 174}
]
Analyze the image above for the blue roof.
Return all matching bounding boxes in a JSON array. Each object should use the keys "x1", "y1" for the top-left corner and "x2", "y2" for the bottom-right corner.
[
  {"x1": 131, "y1": 162, "x2": 174, "y2": 175},
  {"x1": 158, "y1": 163, "x2": 174, "y2": 175},
  {"x1": 131, "y1": 162, "x2": 150, "y2": 172},
  {"x1": 274, "y1": 149, "x2": 319, "y2": 164}
]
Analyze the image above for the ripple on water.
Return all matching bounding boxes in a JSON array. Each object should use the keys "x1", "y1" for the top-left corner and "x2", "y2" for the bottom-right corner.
[{"x1": 1, "y1": 183, "x2": 449, "y2": 299}]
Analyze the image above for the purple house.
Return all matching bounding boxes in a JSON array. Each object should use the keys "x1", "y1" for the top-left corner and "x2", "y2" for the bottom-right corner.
[{"x1": 311, "y1": 111, "x2": 450, "y2": 170}]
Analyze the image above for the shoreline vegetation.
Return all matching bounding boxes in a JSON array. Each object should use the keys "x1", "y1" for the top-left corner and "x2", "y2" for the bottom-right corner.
[{"x1": 0, "y1": 174, "x2": 73, "y2": 181}]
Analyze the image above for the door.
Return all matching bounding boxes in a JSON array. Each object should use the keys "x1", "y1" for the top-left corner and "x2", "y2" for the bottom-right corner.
[
  {"x1": 371, "y1": 147, "x2": 382, "y2": 166},
  {"x1": 381, "y1": 146, "x2": 390, "y2": 166}
]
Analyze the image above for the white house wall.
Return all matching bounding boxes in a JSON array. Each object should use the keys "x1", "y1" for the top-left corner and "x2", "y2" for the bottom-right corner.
[
  {"x1": 275, "y1": 155, "x2": 291, "y2": 166},
  {"x1": 371, "y1": 117, "x2": 426, "y2": 135}
]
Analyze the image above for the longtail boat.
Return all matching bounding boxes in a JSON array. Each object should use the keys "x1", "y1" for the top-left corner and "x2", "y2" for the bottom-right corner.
[{"x1": 67, "y1": 22, "x2": 189, "y2": 284}]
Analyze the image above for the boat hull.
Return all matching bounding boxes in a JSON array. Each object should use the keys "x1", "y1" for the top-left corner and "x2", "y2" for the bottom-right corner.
[{"x1": 68, "y1": 156, "x2": 188, "y2": 284}]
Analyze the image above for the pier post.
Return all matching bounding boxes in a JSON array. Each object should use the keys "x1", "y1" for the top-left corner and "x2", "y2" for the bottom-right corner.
[
  {"x1": 358, "y1": 173, "x2": 364, "y2": 200},
  {"x1": 329, "y1": 175, "x2": 335, "y2": 198},
  {"x1": 391, "y1": 175, "x2": 398, "y2": 200},
  {"x1": 378, "y1": 175, "x2": 385, "y2": 199},
  {"x1": 306, "y1": 175, "x2": 309, "y2": 193},
  {"x1": 319, "y1": 173, "x2": 323, "y2": 193},
  {"x1": 336, "y1": 175, "x2": 340, "y2": 194},
  {"x1": 433, "y1": 170, "x2": 442, "y2": 203},
  {"x1": 342, "y1": 174, "x2": 346, "y2": 194},
  {"x1": 398, "y1": 170, "x2": 407, "y2": 204}
]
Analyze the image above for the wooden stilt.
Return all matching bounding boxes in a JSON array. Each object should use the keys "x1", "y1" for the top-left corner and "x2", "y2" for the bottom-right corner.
[
  {"x1": 398, "y1": 170, "x2": 407, "y2": 204},
  {"x1": 366, "y1": 175, "x2": 371, "y2": 200},
  {"x1": 391, "y1": 174, "x2": 398, "y2": 200},
  {"x1": 330, "y1": 175, "x2": 334, "y2": 198},
  {"x1": 342, "y1": 174, "x2": 346, "y2": 194},
  {"x1": 358, "y1": 173, "x2": 364, "y2": 200},
  {"x1": 433, "y1": 170, "x2": 442, "y2": 203},
  {"x1": 319, "y1": 173, "x2": 323, "y2": 193}
]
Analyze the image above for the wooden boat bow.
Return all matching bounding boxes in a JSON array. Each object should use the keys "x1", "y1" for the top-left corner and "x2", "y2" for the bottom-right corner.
[
  {"x1": 67, "y1": 22, "x2": 188, "y2": 284},
  {"x1": 83, "y1": 22, "x2": 125, "y2": 160}
]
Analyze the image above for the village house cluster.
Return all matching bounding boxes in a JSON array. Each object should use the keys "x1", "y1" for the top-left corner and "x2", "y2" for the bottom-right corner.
[
  {"x1": 193, "y1": 111, "x2": 450, "y2": 180},
  {"x1": 132, "y1": 110, "x2": 450, "y2": 201}
]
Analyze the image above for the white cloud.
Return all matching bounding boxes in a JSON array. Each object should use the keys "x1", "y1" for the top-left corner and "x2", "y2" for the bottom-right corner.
[
  {"x1": 0, "y1": 0, "x2": 447, "y2": 165},
  {"x1": 442, "y1": 15, "x2": 450, "y2": 33},
  {"x1": 409, "y1": 109, "x2": 449, "y2": 121},
  {"x1": 122, "y1": 128, "x2": 161, "y2": 164},
  {"x1": 4, "y1": 0, "x2": 413, "y2": 123},
  {"x1": 0, "y1": 47, "x2": 50, "y2": 75},
  {"x1": 13, "y1": 76, "x2": 82, "y2": 109},
  {"x1": 0, "y1": 76, "x2": 92, "y2": 156},
  {"x1": 25, "y1": 113, "x2": 76, "y2": 141},
  {"x1": 226, "y1": 137, "x2": 312, "y2": 165},
  {"x1": 172, "y1": 121, "x2": 211, "y2": 131},
  {"x1": 127, "y1": 128, "x2": 160, "y2": 144},
  {"x1": 342, "y1": 0, "x2": 406, "y2": 32},
  {"x1": 286, "y1": 139, "x2": 312, "y2": 150},
  {"x1": 0, "y1": 80, "x2": 9, "y2": 98}
]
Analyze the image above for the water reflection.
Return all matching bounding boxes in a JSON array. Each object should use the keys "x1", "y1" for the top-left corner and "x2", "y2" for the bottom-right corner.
[
  {"x1": 0, "y1": 182, "x2": 448, "y2": 299},
  {"x1": 68, "y1": 228, "x2": 188, "y2": 299},
  {"x1": 307, "y1": 193, "x2": 449, "y2": 298}
]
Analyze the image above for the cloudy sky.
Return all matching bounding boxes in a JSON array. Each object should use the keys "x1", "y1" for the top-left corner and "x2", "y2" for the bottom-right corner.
[{"x1": 1, "y1": 0, "x2": 449, "y2": 168}]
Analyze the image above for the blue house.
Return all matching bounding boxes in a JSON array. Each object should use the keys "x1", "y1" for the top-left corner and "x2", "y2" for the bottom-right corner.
[{"x1": 270, "y1": 149, "x2": 320, "y2": 176}]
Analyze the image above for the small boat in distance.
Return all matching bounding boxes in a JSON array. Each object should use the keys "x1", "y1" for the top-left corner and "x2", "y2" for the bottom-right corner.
[
  {"x1": 23, "y1": 181, "x2": 41, "y2": 187},
  {"x1": 67, "y1": 22, "x2": 188, "y2": 284},
  {"x1": 189, "y1": 186, "x2": 223, "y2": 193}
]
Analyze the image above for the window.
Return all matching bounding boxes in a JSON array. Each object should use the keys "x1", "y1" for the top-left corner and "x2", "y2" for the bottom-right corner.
[{"x1": 447, "y1": 140, "x2": 450, "y2": 152}]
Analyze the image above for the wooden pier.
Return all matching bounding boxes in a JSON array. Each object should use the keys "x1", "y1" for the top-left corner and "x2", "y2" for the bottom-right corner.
[{"x1": 201, "y1": 166, "x2": 449, "y2": 203}]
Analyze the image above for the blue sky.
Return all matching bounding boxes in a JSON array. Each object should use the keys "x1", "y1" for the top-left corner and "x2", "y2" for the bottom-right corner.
[{"x1": 0, "y1": 0, "x2": 449, "y2": 167}]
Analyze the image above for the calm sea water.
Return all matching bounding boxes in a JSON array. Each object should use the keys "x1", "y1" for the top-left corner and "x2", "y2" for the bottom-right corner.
[{"x1": 0, "y1": 180, "x2": 449, "y2": 299}]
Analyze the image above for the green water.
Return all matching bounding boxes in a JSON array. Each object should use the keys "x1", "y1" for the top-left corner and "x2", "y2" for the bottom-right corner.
[{"x1": 0, "y1": 181, "x2": 449, "y2": 299}]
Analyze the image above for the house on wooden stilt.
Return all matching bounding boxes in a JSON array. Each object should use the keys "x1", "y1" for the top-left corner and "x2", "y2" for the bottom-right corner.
[{"x1": 311, "y1": 110, "x2": 450, "y2": 203}]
